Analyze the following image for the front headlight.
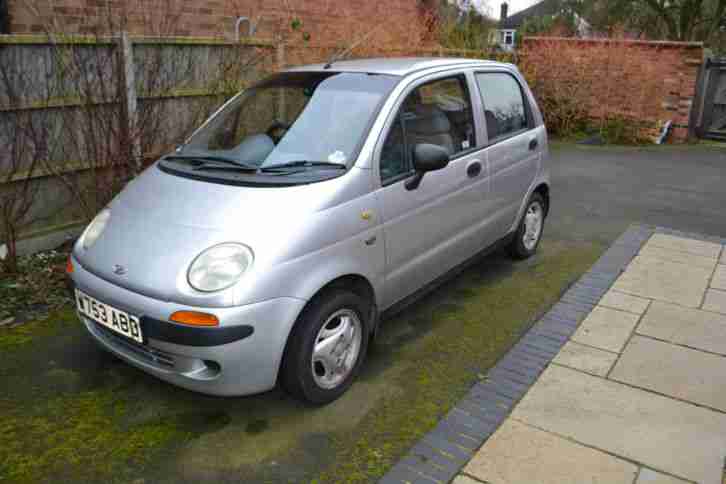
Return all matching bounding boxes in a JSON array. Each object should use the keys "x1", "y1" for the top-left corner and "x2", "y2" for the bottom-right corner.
[
  {"x1": 81, "y1": 208, "x2": 111, "y2": 250},
  {"x1": 188, "y1": 243, "x2": 253, "y2": 292}
]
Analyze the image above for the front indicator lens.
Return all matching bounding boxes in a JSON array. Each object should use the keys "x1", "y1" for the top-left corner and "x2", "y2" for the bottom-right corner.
[
  {"x1": 187, "y1": 243, "x2": 253, "y2": 292},
  {"x1": 170, "y1": 311, "x2": 219, "y2": 327}
]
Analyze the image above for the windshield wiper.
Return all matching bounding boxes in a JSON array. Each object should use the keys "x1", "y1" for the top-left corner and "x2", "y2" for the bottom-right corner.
[
  {"x1": 260, "y1": 161, "x2": 347, "y2": 172},
  {"x1": 164, "y1": 155, "x2": 259, "y2": 171}
]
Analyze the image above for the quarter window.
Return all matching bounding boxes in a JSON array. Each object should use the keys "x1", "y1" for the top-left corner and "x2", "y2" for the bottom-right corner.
[
  {"x1": 380, "y1": 116, "x2": 409, "y2": 181},
  {"x1": 380, "y1": 75, "x2": 475, "y2": 183},
  {"x1": 475, "y1": 73, "x2": 528, "y2": 142}
]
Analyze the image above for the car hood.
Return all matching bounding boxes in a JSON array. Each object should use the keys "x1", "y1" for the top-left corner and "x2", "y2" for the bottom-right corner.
[{"x1": 75, "y1": 164, "x2": 360, "y2": 305}]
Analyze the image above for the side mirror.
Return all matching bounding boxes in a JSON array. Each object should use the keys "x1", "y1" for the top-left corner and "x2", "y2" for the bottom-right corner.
[{"x1": 405, "y1": 143, "x2": 450, "y2": 190}]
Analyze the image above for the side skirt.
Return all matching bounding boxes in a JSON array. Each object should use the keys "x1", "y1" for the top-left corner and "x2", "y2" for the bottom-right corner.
[{"x1": 377, "y1": 232, "x2": 516, "y2": 327}]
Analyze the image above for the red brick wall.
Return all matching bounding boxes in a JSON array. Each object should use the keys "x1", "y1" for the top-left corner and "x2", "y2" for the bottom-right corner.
[
  {"x1": 520, "y1": 37, "x2": 703, "y2": 142},
  {"x1": 8, "y1": 0, "x2": 432, "y2": 45}
]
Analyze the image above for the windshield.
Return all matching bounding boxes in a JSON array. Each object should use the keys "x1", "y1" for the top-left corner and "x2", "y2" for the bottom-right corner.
[{"x1": 179, "y1": 71, "x2": 399, "y2": 169}]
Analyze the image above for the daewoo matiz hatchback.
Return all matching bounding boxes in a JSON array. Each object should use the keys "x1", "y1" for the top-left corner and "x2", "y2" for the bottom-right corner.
[{"x1": 69, "y1": 58, "x2": 550, "y2": 404}]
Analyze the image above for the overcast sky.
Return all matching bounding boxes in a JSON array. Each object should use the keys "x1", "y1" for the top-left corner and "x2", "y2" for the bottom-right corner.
[{"x1": 470, "y1": 0, "x2": 540, "y2": 20}]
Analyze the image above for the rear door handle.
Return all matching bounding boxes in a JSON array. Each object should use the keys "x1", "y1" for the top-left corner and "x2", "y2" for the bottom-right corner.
[
  {"x1": 529, "y1": 138, "x2": 539, "y2": 151},
  {"x1": 466, "y1": 160, "x2": 482, "y2": 178}
]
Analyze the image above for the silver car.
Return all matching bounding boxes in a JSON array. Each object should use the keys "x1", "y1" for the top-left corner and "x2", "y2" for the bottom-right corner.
[{"x1": 69, "y1": 58, "x2": 549, "y2": 404}]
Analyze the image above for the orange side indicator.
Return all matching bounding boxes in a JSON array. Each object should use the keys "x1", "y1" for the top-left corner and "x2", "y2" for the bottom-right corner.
[
  {"x1": 66, "y1": 255, "x2": 74, "y2": 274},
  {"x1": 169, "y1": 311, "x2": 219, "y2": 327}
]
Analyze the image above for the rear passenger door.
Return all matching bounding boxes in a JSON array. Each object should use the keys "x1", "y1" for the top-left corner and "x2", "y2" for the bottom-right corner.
[
  {"x1": 474, "y1": 71, "x2": 541, "y2": 238},
  {"x1": 375, "y1": 73, "x2": 492, "y2": 310}
]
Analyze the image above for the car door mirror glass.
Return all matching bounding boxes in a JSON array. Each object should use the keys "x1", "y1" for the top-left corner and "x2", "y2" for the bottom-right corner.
[{"x1": 413, "y1": 143, "x2": 449, "y2": 172}]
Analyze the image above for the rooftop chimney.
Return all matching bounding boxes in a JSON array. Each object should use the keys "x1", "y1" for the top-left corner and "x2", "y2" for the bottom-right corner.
[{"x1": 500, "y1": 2, "x2": 508, "y2": 21}]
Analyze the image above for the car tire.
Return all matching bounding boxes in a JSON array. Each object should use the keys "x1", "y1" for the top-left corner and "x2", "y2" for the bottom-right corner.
[
  {"x1": 508, "y1": 192, "x2": 546, "y2": 260},
  {"x1": 280, "y1": 290, "x2": 370, "y2": 405}
]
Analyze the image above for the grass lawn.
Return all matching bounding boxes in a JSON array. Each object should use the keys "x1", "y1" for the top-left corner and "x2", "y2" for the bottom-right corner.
[{"x1": 0, "y1": 238, "x2": 603, "y2": 483}]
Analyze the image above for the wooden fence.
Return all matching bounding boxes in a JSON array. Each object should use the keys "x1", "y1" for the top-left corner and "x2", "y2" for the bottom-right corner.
[
  {"x1": 0, "y1": 33, "x2": 489, "y2": 245},
  {"x1": 0, "y1": 34, "x2": 278, "y2": 240}
]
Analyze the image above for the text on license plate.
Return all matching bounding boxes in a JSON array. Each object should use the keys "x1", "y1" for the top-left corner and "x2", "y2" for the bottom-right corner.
[{"x1": 75, "y1": 289, "x2": 143, "y2": 344}]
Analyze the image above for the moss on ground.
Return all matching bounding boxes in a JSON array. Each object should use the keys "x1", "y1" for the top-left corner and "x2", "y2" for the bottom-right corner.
[
  {"x1": 0, "y1": 389, "x2": 191, "y2": 483},
  {"x1": 0, "y1": 239, "x2": 603, "y2": 483},
  {"x1": 315, "y1": 240, "x2": 603, "y2": 482},
  {"x1": 0, "y1": 308, "x2": 77, "y2": 352}
]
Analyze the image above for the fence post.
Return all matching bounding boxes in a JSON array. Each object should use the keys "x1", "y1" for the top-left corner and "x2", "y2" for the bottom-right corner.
[
  {"x1": 688, "y1": 58, "x2": 707, "y2": 141},
  {"x1": 276, "y1": 41, "x2": 286, "y2": 71},
  {"x1": 277, "y1": 42, "x2": 287, "y2": 119},
  {"x1": 118, "y1": 31, "x2": 142, "y2": 173},
  {"x1": 0, "y1": 0, "x2": 9, "y2": 34}
]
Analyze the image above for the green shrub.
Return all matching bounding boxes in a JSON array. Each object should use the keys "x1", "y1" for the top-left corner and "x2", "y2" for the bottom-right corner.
[{"x1": 599, "y1": 116, "x2": 652, "y2": 145}]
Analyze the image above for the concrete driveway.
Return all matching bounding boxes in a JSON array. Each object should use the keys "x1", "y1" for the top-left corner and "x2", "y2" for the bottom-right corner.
[
  {"x1": 548, "y1": 144, "x2": 726, "y2": 244},
  {"x1": 457, "y1": 231, "x2": 726, "y2": 484}
]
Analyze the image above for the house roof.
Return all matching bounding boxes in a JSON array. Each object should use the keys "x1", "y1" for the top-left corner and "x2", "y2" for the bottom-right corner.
[{"x1": 499, "y1": 0, "x2": 562, "y2": 29}]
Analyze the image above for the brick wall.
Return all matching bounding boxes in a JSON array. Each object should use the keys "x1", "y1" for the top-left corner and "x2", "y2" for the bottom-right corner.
[
  {"x1": 520, "y1": 37, "x2": 704, "y2": 142},
  {"x1": 7, "y1": 0, "x2": 433, "y2": 45}
]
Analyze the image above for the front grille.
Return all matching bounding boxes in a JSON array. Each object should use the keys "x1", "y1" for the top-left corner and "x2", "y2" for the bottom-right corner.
[{"x1": 91, "y1": 320, "x2": 175, "y2": 368}]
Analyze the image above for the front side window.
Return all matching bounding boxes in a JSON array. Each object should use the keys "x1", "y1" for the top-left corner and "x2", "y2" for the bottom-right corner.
[
  {"x1": 476, "y1": 72, "x2": 528, "y2": 142},
  {"x1": 380, "y1": 75, "x2": 475, "y2": 183},
  {"x1": 180, "y1": 71, "x2": 398, "y2": 169}
]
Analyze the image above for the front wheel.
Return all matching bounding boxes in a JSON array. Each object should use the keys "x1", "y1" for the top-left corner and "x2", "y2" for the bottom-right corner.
[
  {"x1": 508, "y1": 192, "x2": 546, "y2": 259},
  {"x1": 280, "y1": 290, "x2": 370, "y2": 405}
]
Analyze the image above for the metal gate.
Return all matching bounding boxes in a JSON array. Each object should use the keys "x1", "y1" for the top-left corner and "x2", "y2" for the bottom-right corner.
[{"x1": 698, "y1": 57, "x2": 726, "y2": 140}]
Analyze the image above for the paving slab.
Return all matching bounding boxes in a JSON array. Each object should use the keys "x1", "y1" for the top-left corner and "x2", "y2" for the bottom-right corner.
[
  {"x1": 511, "y1": 365, "x2": 726, "y2": 484},
  {"x1": 599, "y1": 289, "x2": 651, "y2": 315},
  {"x1": 610, "y1": 335, "x2": 726, "y2": 413},
  {"x1": 463, "y1": 419, "x2": 638, "y2": 484},
  {"x1": 553, "y1": 341, "x2": 618, "y2": 376},
  {"x1": 612, "y1": 256, "x2": 713, "y2": 308},
  {"x1": 703, "y1": 289, "x2": 726, "y2": 315},
  {"x1": 638, "y1": 244, "x2": 718, "y2": 269},
  {"x1": 636, "y1": 468, "x2": 689, "y2": 484},
  {"x1": 637, "y1": 300, "x2": 726, "y2": 355},
  {"x1": 710, "y1": 264, "x2": 726, "y2": 291},
  {"x1": 571, "y1": 306, "x2": 640, "y2": 353},
  {"x1": 645, "y1": 233, "x2": 722, "y2": 258},
  {"x1": 722, "y1": 250, "x2": 726, "y2": 264}
]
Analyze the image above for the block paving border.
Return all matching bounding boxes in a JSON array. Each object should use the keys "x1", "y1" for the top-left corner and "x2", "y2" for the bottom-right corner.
[{"x1": 379, "y1": 224, "x2": 726, "y2": 484}]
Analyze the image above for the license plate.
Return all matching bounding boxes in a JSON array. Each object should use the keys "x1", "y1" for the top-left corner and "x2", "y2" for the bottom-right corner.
[{"x1": 75, "y1": 288, "x2": 144, "y2": 344}]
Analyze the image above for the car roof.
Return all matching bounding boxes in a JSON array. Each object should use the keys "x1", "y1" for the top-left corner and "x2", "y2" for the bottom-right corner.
[{"x1": 284, "y1": 57, "x2": 508, "y2": 77}]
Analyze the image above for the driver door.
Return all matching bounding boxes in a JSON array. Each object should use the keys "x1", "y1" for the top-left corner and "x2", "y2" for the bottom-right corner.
[{"x1": 375, "y1": 73, "x2": 492, "y2": 310}]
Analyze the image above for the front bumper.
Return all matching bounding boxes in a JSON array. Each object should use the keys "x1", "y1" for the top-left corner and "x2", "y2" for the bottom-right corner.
[{"x1": 70, "y1": 256, "x2": 306, "y2": 396}]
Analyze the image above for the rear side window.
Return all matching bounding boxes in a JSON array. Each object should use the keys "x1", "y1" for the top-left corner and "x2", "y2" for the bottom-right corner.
[
  {"x1": 475, "y1": 73, "x2": 529, "y2": 143},
  {"x1": 379, "y1": 75, "x2": 475, "y2": 183}
]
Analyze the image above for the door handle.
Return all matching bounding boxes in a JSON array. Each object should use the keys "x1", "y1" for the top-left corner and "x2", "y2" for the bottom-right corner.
[
  {"x1": 466, "y1": 161, "x2": 482, "y2": 178},
  {"x1": 529, "y1": 138, "x2": 539, "y2": 151}
]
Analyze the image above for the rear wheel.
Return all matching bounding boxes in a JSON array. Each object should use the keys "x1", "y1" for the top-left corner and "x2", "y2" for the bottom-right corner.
[
  {"x1": 280, "y1": 290, "x2": 370, "y2": 405},
  {"x1": 508, "y1": 192, "x2": 545, "y2": 259}
]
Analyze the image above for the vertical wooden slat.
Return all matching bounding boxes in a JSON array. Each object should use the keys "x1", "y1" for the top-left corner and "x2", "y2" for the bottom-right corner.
[{"x1": 118, "y1": 31, "x2": 142, "y2": 172}]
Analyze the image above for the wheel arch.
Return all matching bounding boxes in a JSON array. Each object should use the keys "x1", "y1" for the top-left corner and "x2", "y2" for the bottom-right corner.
[
  {"x1": 509, "y1": 179, "x2": 551, "y2": 235},
  {"x1": 533, "y1": 182, "x2": 550, "y2": 217},
  {"x1": 296, "y1": 273, "x2": 377, "y2": 334}
]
